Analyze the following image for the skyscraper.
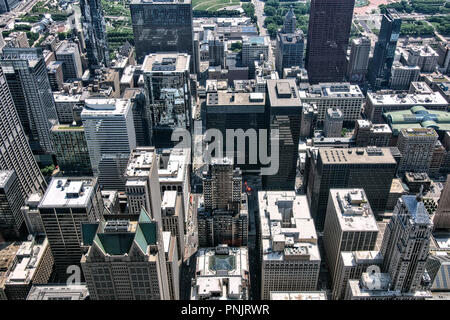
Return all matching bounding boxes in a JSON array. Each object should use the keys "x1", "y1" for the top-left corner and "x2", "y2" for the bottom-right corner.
[
  {"x1": 433, "y1": 174, "x2": 450, "y2": 229},
  {"x1": 0, "y1": 65, "x2": 46, "y2": 198},
  {"x1": 142, "y1": 53, "x2": 192, "y2": 148},
  {"x1": 55, "y1": 41, "x2": 83, "y2": 81},
  {"x1": 38, "y1": 177, "x2": 104, "y2": 279},
  {"x1": 130, "y1": 0, "x2": 194, "y2": 66},
  {"x1": 347, "y1": 37, "x2": 371, "y2": 83},
  {"x1": 380, "y1": 194, "x2": 433, "y2": 293},
  {"x1": 368, "y1": 9, "x2": 402, "y2": 89},
  {"x1": 283, "y1": 6, "x2": 297, "y2": 34},
  {"x1": 323, "y1": 107, "x2": 343, "y2": 137},
  {"x1": 275, "y1": 32, "x2": 304, "y2": 77},
  {"x1": 0, "y1": 48, "x2": 59, "y2": 155},
  {"x1": 0, "y1": 170, "x2": 25, "y2": 239},
  {"x1": 305, "y1": 0, "x2": 355, "y2": 84},
  {"x1": 79, "y1": 0, "x2": 110, "y2": 71},
  {"x1": 80, "y1": 209, "x2": 171, "y2": 300}
]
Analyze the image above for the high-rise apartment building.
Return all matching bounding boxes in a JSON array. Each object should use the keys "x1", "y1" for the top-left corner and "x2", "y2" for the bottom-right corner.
[
  {"x1": 81, "y1": 209, "x2": 171, "y2": 300},
  {"x1": 81, "y1": 98, "x2": 136, "y2": 190},
  {"x1": 380, "y1": 194, "x2": 433, "y2": 293},
  {"x1": 305, "y1": 0, "x2": 355, "y2": 84},
  {"x1": 79, "y1": 0, "x2": 110, "y2": 70},
  {"x1": 263, "y1": 79, "x2": 302, "y2": 190},
  {"x1": 396, "y1": 128, "x2": 438, "y2": 174},
  {"x1": 323, "y1": 107, "x2": 343, "y2": 137},
  {"x1": 130, "y1": 0, "x2": 194, "y2": 65},
  {"x1": 0, "y1": 66, "x2": 46, "y2": 199},
  {"x1": 0, "y1": 171, "x2": 24, "y2": 239},
  {"x1": 323, "y1": 189, "x2": 379, "y2": 286},
  {"x1": 347, "y1": 37, "x2": 371, "y2": 83},
  {"x1": 258, "y1": 191, "x2": 321, "y2": 299},
  {"x1": 306, "y1": 147, "x2": 397, "y2": 229},
  {"x1": 55, "y1": 41, "x2": 83, "y2": 80},
  {"x1": 0, "y1": 48, "x2": 58, "y2": 154},
  {"x1": 368, "y1": 9, "x2": 402, "y2": 89},
  {"x1": 142, "y1": 53, "x2": 192, "y2": 148},
  {"x1": 38, "y1": 177, "x2": 103, "y2": 279}
]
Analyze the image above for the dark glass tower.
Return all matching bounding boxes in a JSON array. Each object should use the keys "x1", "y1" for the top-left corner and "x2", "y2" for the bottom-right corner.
[
  {"x1": 368, "y1": 9, "x2": 402, "y2": 89},
  {"x1": 305, "y1": 0, "x2": 355, "y2": 84},
  {"x1": 80, "y1": 0, "x2": 110, "y2": 71},
  {"x1": 130, "y1": 0, "x2": 194, "y2": 67}
]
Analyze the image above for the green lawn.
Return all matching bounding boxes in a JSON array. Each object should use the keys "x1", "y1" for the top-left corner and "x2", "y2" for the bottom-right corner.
[{"x1": 192, "y1": 0, "x2": 241, "y2": 12}]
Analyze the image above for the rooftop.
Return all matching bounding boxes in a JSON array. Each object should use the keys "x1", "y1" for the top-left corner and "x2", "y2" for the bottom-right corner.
[
  {"x1": 81, "y1": 99, "x2": 131, "y2": 117},
  {"x1": 299, "y1": 83, "x2": 363, "y2": 99},
  {"x1": 206, "y1": 92, "x2": 265, "y2": 109},
  {"x1": 367, "y1": 91, "x2": 448, "y2": 106},
  {"x1": 267, "y1": 79, "x2": 301, "y2": 107},
  {"x1": 0, "y1": 170, "x2": 14, "y2": 189},
  {"x1": 384, "y1": 106, "x2": 450, "y2": 133},
  {"x1": 318, "y1": 147, "x2": 397, "y2": 165},
  {"x1": 158, "y1": 148, "x2": 189, "y2": 183},
  {"x1": 125, "y1": 147, "x2": 156, "y2": 178},
  {"x1": 39, "y1": 177, "x2": 97, "y2": 208},
  {"x1": 142, "y1": 53, "x2": 190, "y2": 73},
  {"x1": 270, "y1": 291, "x2": 327, "y2": 300},
  {"x1": 341, "y1": 250, "x2": 383, "y2": 267},
  {"x1": 27, "y1": 284, "x2": 89, "y2": 300}
]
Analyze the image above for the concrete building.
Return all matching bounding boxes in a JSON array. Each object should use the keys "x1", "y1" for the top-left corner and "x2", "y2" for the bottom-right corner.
[
  {"x1": 191, "y1": 246, "x2": 249, "y2": 300},
  {"x1": 389, "y1": 63, "x2": 420, "y2": 91},
  {"x1": 426, "y1": 252, "x2": 450, "y2": 292},
  {"x1": 396, "y1": 128, "x2": 438, "y2": 174},
  {"x1": 0, "y1": 171, "x2": 25, "y2": 240},
  {"x1": 434, "y1": 174, "x2": 450, "y2": 229},
  {"x1": 208, "y1": 35, "x2": 226, "y2": 68},
  {"x1": 161, "y1": 191, "x2": 185, "y2": 261},
  {"x1": 47, "y1": 61, "x2": 64, "y2": 91},
  {"x1": 53, "y1": 91, "x2": 84, "y2": 125},
  {"x1": 354, "y1": 120, "x2": 391, "y2": 147},
  {"x1": 27, "y1": 284, "x2": 89, "y2": 300},
  {"x1": 404, "y1": 44, "x2": 438, "y2": 72},
  {"x1": 347, "y1": 37, "x2": 371, "y2": 83},
  {"x1": 130, "y1": 0, "x2": 193, "y2": 66},
  {"x1": 0, "y1": 48, "x2": 59, "y2": 155},
  {"x1": 163, "y1": 231, "x2": 179, "y2": 300},
  {"x1": 51, "y1": 124, "x2": 92, "y2": 176},
  {"x1": 306, "y1": 147, "x2": 397, "y2": 229},
  {"x1": 300, "y1": 103, "x2": 318, "y2": 139},
  {"x1": 0, "y1": 242, "x2": 20, "y2": 299},
  {"x1": 263, "y1": 79, "x2": 302, "y2": 190},
  {"x1": 142, "y1": 53, "x2": 191, "y2": 148},
  {"x1": 242, "y1": 36, "x2": 269, "y2": 68},
  {"x1": 365, "y1": 91, "x2": 448, "y2": 124},
  {"x1": 323, "y1": 107, "x2": 343, "y2": 137},
  {"x1": 38, "y1": 177, "x2": 103, "y2": 279},
  {"x1": 4, "y1": 235, "x2": 53, "y2": 300},
  {"x1": 124, "y1": 147, "x2": 162, "y2": 227},
  {"x1": 276, "y1": 32, "x2": 304, "y2": 77},
  {"x1": 299, "y1": 83, "x2": 364, "y2": 124},
  {"x1": 258, "y1": 191, "x2": 320, "y2": 299},
  {"x1": 55, "y1": 41, "x2": 83, "y2": 81},
  {"x1": 323, "y1": 189, "x2": 379, "y2": 286},
  {"x1": 0, "y1": 66, "x2": 46, "y2": 203},
  {"x1": 332, "y1": 250, "x2": 383, "y2": 300},
  {"x1": 80, "y1": 209, "x2": 171, "y2": 300},
  {"x1": 81, "y1": 98, "x2": 136, "y2": 190},
  {"x1": 21, "y1": 193, "x2": 45, "y2": 236}
]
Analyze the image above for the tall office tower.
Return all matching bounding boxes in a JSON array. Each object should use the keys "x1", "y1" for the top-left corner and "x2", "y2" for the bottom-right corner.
[
  {"x1": 124, "y1": 147, "x2": 162, "y2": 226},
  {"x1": 208, "y1": 35, "x2": 225, "y2": 68},
  {"x1": 142, "y1": 53, "x2": 192, "y2": 148},
  {"x1": 198, "y1": 158, "x2": 248, "y2": 247},
  {"x1": 21, "y1": 193, "x2": 45, "y2": 235},
  {"x1": 354, "y1": 120, "x2": 392, "y2": 148},
  {"x1": 275, "y1": 32, "x2": 304, "y2": 77},
  {"x1": 305, "y1": 0, "x2": 355, "y2": 84},
  {"x1": 306, "y1": 147, "x2": 397, "y2": 230},
  {"x1": 283, "y1": 6, "x2": 297, "y2": 34},
  {"x1": 163, "y1": 231, "x2": 179, "y2": 300},
  {"x1": 332, "y1": 251, "x2": 383, "y2": 300},
  {"x1": 81, "y1": 98, "x2": 136, "y2": 190},
  {"x1": 380, "y1": 194, "x2": 433, "y2": 293},
  {"x1": 396, "y1": 128, "x2": 438, "y2": 175},
  {"x1": 299, "y1": 103, "x2": 318, "y2": 139},
  {"x1": 242, "y1": 36, "x2": 269, "y2": 67},
  {"x1": 347, "y1": 37, "x2": 371, "y2": 83},
  {"x1": 191, "y1": 246, "x2": 250, "y2": 300},
  {"x1": 130, "y1": 0, "x2": 194, "y2": 66},
  {"x1": 161, "y1": 191, "x2": 185, "y2": 261},
  {"x1": 368, "y1": 9, "x2": 402, "y2": 89},
  {"x1": 79, "y1": 0, "x2": 109, "y2": 71},
  {"x1": 389, "y1": 63, "x2": 420, "y2": 90},
  {"x1": 0, "y1": 171, "x2": 24, "y2": 239},
  {"x1": 434, "y1": 174, "x2": 450, "y2": 229},
  {"x1": 323, "y1": 107, "x2": 343, "y2": 137},
  {"x1": 80, "y1": 209, "x2": 171, "y2": 300},
  {"x1": 0, "y1": 48, "x2": 58, "y2": 154},
  {"x1": 258, "y1": 192, "x2": 321, "y2": 300},
  {"x1": 0, "y1": 66, "x2": 46, "y2": 199},
  {"x1": 47, "y1": 61, "x2": 64, "y2": 91},
  {"x1": 55, "y1": 41, "x2": 83, "y2": 80},
  {"x1": 263, "y1": 79, "x2": 302, "y2": 191},
  {"x1": 51, "y1": 124, "x2": 92, "y2": 176},
  {"x1": 38, "y1": 177, "x2": 103, "y2": 279},
  {"x1": 298, "y1": 83, "x2": 364, "y2": 125},
  {"x1": 323, "y1": 189, "x2": 379, "y2": 286}
]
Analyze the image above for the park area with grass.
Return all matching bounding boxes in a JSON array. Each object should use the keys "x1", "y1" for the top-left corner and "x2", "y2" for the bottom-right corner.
[{"x1": 192, "y1": 0, "x2": 241, "y2": 12}]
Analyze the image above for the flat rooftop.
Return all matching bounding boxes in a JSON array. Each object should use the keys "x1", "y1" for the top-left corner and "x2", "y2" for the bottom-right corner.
[
  {"x1": 341, "y1": 250, "x2": 383, "y2": 267},
  {"x1": 81, "y1": 99, "x2": 131, "y2": 117},
  {"x1": 299, "y1": 83, "x2": 363, "y2": 99},
  {"x1": 270, "y1": 291, "x2": 327, "y2": 300},
  {"x1": 125, "y1": 147, "x2": 156, "y2": 178},
  {"x1": 367, "y1": 91, "x2": 448, "y2": 106},
  {"x1": 27, "y1": 284, "x2": 89, "y2": 300},
  {"x1": 319, "y1": 147, "x2": 397, "y2": 165},
  {"x1": 158, "y1": 148, "x2": 189, "y2": 183},
  {"x1": 266, "y1": 79, "x2": 301, "y2": 107},
  {"x1": 206, "y1": 92, "x2": 265, "y2": 109},
  {"x1": 39, "y1": 177, "x2": 97, "y2": 208},
  {"x1": 330, "y1": 189, "x2": 379, "y2": 232},
  {"x1": 0, "y1": 170, "x2": 14, "y2": 189},
  {"x1": 142, "y1": 53, "x2": 190, "y2": 73}
]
